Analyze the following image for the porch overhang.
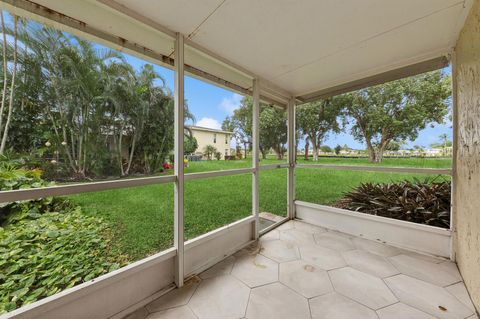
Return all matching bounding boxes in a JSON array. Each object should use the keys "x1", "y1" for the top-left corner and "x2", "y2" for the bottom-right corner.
[{"x1": 0, "y1": 0, "x2": 473, "y2": 105}]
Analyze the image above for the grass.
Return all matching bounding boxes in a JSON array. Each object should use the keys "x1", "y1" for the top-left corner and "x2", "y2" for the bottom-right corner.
[{"x1": 70, "y1": 157, "x2": 451, "y2": 261}]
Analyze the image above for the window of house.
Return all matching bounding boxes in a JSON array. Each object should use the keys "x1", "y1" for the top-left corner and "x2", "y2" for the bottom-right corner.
[
  {"x1": 225, "y1": 135, "x2": 228, "y2": 144},
  {"x1": 213, "y1": 133, "x2": 217, "y2": 143}
]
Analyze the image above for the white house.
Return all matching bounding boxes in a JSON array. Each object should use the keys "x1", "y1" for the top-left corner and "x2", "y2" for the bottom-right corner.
[{"x1": 187, "y1": 126, "x2": 233, "y2": 159}]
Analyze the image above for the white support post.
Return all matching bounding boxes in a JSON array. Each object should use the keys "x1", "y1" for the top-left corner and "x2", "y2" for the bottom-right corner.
[
  {"x1": 287, "y1": 98, "x2": 296, "y2": 220},
  {"x1": 174, "y1": 33, "x2": 185, "y2": 287},
  {"x1": 252, "y1": 78, "x2": 260, "y2": 239}
]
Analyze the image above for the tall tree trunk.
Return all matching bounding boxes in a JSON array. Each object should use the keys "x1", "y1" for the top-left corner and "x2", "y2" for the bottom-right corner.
[
  {"x1": 304, "y1": 138, "x2": 309, "y2": 160},
  {"x1": 0, "y1": 12, "x2": 8, "y2": 135},
  {"x1": 0, "y1": 16, "x2": 18, "y2": 154},
  {"x1": 260, "y1": 147, "x2": 267, "y2": 159},
  {"x1": 311, "y1": 135, "x2": 318, "y2": 161},
  {"x1": 117, "y1": 129, "x2": 125, "y2": 176},
  {"x1": 125, "y1": 133, "x2": 137, "y2": 175},
  {"x1": 365, "y1": 139, "x2": 378, "y2": 163}
]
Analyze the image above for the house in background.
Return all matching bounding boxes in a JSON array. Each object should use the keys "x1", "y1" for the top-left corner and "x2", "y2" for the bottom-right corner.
[{"x1": 187, "y1": 126, "x2": 233, "y2": 159}]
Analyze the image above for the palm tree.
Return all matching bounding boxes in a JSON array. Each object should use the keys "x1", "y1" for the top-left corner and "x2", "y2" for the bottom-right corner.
[
  {"x1": 439, "y1": 133, "x2": 449, "y2": 156},
  {"x1": 203, "y1": 144, "x2": 217, "y2": 160},
  {"x1": 0, "y1": 12, "x2": 19, "y2": 155}
]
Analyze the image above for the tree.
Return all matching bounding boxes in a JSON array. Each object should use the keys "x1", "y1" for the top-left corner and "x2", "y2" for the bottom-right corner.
[
  {"x1": 222, "y1": 97, "x2": 287, "y2": 160},
  {"x1": 296, "y1": 99, "x2": 342, "y2": 161},
  {"x1": 385, "y1": 141, "x2": 401, "y2": 151},
  {"x1": 334, "y1": 144, "x2": 342, "y2": 155},
  {"x1": 223, "y1": 97, "x2": 252, "y2": 159},
  {"x1": 259, "y1": 105, "x2": 287, "y2": 159},
  {"x1": 203, "y1": 144, "x2": 217, "y2": 160},
  {"x1": 320, "y1": 145, "x2": 332, "y2": 153},
  {"x1": 0, "y1": 13, "x2": 19, "y2": 155},
  {"x1": 184, "y1": 136, "x2": 198, "y2": 155},
  {"x1": 0, "y1": 14, "x2": 194, "y2": 178},
  {"x1": 337, "y1": 70, "x2": 451, "y2": 163}
]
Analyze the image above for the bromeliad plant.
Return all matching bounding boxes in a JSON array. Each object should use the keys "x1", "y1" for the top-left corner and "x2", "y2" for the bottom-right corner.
[{"x1": 337, "y1": 178, "x2": 451, "y2": 228}]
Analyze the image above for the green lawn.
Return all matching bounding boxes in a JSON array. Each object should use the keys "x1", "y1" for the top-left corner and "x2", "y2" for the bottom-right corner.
[{"x1": 70, "y1": 157, "x2": 451, "y2": 261}]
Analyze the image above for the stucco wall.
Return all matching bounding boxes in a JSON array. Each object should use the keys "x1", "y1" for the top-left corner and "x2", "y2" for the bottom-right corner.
[
  {"x1": 454, "y1": 0, "x2": 480, "y2": 311},
  {"x1": 191, "y1": 129, "x2": 231, "y2": 158}
]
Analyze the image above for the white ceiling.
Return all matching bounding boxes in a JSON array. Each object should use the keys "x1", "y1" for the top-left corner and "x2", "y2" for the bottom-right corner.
[
  {"x1": 3, "y1": 0, "x2": 473, "y2": 101},
  {"x1": 111, "y1": 0, "x2": 471, "y2": 97}
]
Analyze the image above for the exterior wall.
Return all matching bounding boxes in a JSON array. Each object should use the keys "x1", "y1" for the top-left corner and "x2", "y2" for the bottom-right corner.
[
  {"x1": 190, "y1": 128, "x2": 231, "y2": 159},
  {"x1": 454, "y1": 0, "x2": 480, "y2": 311}
]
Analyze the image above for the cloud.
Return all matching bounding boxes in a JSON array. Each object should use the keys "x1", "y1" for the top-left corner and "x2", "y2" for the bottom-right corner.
[
  {"x1": 196, "y1": 117, "x2": 222, "y2": 130},
  {"x1": 219, "y1": 93, "x2": 243, "y2": 115}
]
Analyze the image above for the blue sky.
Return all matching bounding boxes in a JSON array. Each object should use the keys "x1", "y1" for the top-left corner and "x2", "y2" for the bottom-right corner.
[{"x1": 125, "y1": 52, "x2": 452, "y2": 150}]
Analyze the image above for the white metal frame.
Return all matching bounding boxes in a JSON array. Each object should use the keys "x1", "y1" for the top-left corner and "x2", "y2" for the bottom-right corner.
[
  {"x1": 0, "y1": 1, "x2": 459, "y2": 317},
  {"x1": 173, "y1": 32, "x2": 185, "y2": 287},
  {"x1": 287, "y1": 98, "x2": 296, "y2": 219},
  {"x1": 252, "y1": 78, "x2": 260, "y2": 239}
]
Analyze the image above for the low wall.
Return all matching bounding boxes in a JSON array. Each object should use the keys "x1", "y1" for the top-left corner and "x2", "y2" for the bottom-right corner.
[{"x1": 296, "y1": 201, "x2": 451, "y2": 258}]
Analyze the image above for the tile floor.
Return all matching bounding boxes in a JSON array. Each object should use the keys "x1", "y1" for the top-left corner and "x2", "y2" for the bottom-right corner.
[{"x1": 124, "y1": 220, "x2": 478, "y2": 319}]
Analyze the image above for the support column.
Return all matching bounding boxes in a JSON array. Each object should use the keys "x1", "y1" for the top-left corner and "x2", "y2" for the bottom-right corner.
[
  {"x1": 174, "y1": 33, "x2": 185, "y2": 287},
  {"x1": 252, "y1": 78, "x2": 260, "y2": 239},
  {"x1": 287, "y1": 98, "x2": 296, "y2": 219}
]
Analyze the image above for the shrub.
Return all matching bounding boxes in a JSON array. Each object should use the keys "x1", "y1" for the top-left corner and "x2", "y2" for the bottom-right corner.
[
  {"x1": 0, "y1": 159, "x2": 127, "y2": 313},
  {"x1": 336, "y1": 179, "x2": 450, "y2": 228},
  {"x1": 0, "y1": 209, "x2": 124, "y2": 313},
  {"x1": 0, "y1": 162, "x2": 68, "y2": 225}
]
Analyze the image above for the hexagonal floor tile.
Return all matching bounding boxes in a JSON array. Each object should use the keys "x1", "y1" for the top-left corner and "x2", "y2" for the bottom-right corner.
[
  {"x1": 231, "y1": 253, "x2": 278, "y2": 288},
  {"x1": 389, "y1": 255, "x2": 461, "y2": 287},
  {"x1": 279, "y1": 260, "x2": 333, "y2": 298},
  {"x1": 188, "y1": 275, "x2": 250, "y2": 319},
  {"x1": 377, "y1": 303, "x2": 437, "y2": 319},
  {"x1": 445, "y1": 282, "x2": 477, "y2": 312},
  {"x1": 352, "y1": 237, "x2": 403, "y2": 257},
  {"x1": 146, "y1": 278, "x2": 200, "y2": 312},
  {"x1": 246, "y1": 282, "x2": 310, "y2": 319},
  {"x1": 199, "y1": 255, "x2": 235, "y2": 279},
  {"x1": 314, "y1": 232, "x2": 354, "y2": 251},
  {"x1": 276, "y1": 221, "x2": 294, "y2": 231},
  {"x1": 146, "y1": 306, "x2": 197, "y2": 319},
  {"x1": 234, "y1": 242, "x2": 262, "y2": 258},
  {"x1": 124, "y1": 307, "x2": 148, "y2": 319},
  {"x1": 292, "y1": 220, "x2": 327, "y2": 234},
  {"x1": 260, "y1": 239, "x2": 300, "y2": 263},
  {"x1": 259, "y1": 229, "x2": 280, "y2": 242},
  {"x1": 299, "y1": 245, "x2": 346, "y2": 270},
  {"x1": 342, "y1": 249, "x2": 399, "y2": 278},
  {"x1": 329, "y1": 267, "x2": 397, "y2": 309},
  {"x1": 309, "y1": 292, "x2": 378, "y2": 319},
  {"x1": 280, "y1": 228, "x2": 316, "y2": 245},
  {"x1": 385, "y1": 274, "x2": 473, "y2": 319}
]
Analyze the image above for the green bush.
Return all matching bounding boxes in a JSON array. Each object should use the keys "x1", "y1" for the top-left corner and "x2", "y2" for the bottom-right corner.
[
  {"x1": 0, "y1": 209, "x2": 123, "y2": 313},
  {"x1": 0, "y1": 159, "x2": 127, "y2": 313},
  {"x1": 0, "y1": 161, "x2": 68, "y2": 225}
]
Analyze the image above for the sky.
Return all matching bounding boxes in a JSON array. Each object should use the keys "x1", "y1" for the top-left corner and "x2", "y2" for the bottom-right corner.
[{"x1": 119, "y1": 48, "x2": 454, "y2": 151}]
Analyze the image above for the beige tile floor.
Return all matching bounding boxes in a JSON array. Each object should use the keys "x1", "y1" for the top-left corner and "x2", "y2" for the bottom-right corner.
[{"x1": 124, "y1": 220, "x2": 478, "y2": 319}]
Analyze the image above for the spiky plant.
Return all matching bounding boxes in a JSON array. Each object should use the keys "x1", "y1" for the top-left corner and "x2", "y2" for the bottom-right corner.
[{"x1": 337, "y1": 178, "x2": 451, "y2": 228}]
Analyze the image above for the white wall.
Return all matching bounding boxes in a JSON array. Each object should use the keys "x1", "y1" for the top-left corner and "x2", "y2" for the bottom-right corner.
[{"x1": 453, "y1": 0, "x2": 480, "y2": 311}]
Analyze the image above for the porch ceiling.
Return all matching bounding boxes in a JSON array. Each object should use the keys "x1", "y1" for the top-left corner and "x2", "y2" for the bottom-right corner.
[{"x1": 1, "y1": 0, "x2": 473, "y2": 102}]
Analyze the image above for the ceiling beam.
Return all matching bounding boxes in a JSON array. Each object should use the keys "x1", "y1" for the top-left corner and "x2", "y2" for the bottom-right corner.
[
  {"x1": 0, "y1": 0, "x2": 288, "y2": 107},
  {"x1": 296, "y1": 56, "x2": 450, "y2": 104}
]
